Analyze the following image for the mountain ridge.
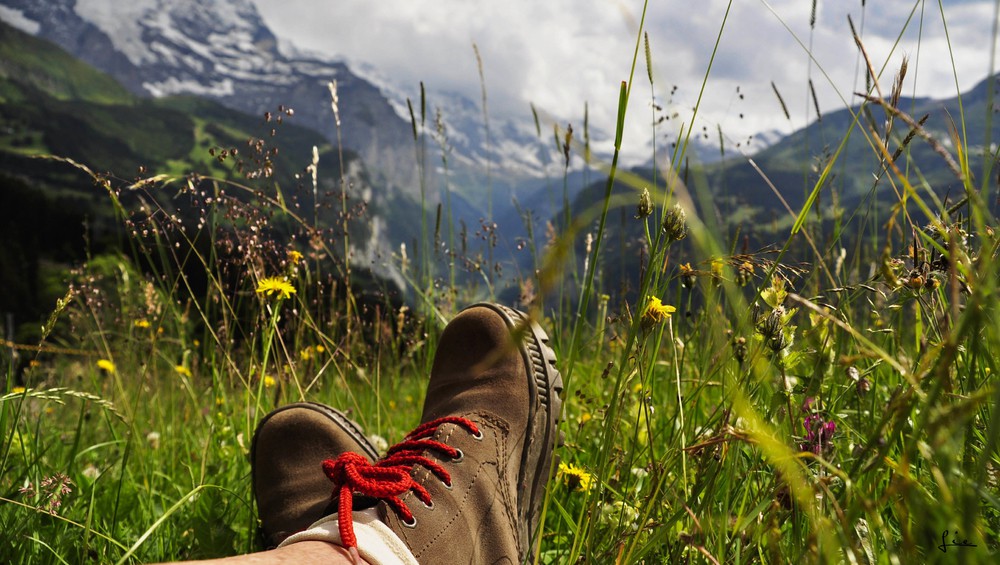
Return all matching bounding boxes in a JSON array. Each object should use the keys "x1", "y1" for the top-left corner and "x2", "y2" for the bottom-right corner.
[
  {"x1": 558, "y1": 70, "x2": 1000, "y2": 300},
  {"x1": 0, "y1": 0, "x2": 424, "y2": 197},
  {"x1": 0, "y1": 18, "x2": 414, "y2": 332}
]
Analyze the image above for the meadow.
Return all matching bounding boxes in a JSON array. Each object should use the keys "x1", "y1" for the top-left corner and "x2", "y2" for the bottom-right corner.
[{"x1": 2, "y1": 1, "x2": 1000, "y2": 563}]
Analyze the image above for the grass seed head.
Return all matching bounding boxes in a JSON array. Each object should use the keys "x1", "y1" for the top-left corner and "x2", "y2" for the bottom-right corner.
[{"x1": 661, "y1": 204, "x2": 688, "y2": 243}]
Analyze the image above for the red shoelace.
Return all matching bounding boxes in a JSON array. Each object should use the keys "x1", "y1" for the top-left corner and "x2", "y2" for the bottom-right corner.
[{"x1": 321, "y1": 416, "x2": 480, "y2": 560}]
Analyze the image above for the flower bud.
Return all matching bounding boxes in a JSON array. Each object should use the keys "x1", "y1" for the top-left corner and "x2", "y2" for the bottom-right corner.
[
  {"x1": 662, "y1": 204, "x2": 688, "y2": 242},
  {"x1": 636, "y1": 188, "x2": 653, "y2": 219}
]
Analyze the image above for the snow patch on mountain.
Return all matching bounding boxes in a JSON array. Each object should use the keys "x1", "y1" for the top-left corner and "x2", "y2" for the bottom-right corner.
[
  {"x1": 143, "y1": 77, "x2": 235, "y2": 97},
  {"x1": 0, "y1": 5, "x2": 37, "y2": 34},
  {"x1": 74, "y1": 0, "x2": 157, "y2": 64},
  {"x1": 72, "y1": 0, "x2": 281, "y2": 79},
  {"x1": 746, "y1": 129, "x2": 785, "y2": 151}
]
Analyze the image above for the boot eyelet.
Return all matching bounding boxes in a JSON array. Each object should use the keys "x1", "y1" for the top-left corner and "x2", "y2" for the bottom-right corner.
[
  {"x1": 421, "y1": 499, "x2": 434, "y2": 510},
  {"x1": 402, "y1": 516, "x2": 418, "y2": 528},
  {"x1": 452, "y1": 448, "x2": 464, "y2": 462},
  {"x1": 471, "y1": 429, "x2": 484, "y2": 440}
]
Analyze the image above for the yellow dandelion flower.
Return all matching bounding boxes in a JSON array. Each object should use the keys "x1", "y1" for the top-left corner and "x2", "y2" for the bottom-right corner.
[
  {"x1": 558, "y1": 462, "x2": 595, "y2": 492},
  {"x1": 263, "y1": 375, "x2": 277, "y2": 388},
  {"x1": 299, "y1": 347, "x2": 313, "y2": 361},
  {"x1": 287, "y1": 250, "x2": 304, "y2": 264},
  {"x1": 642, "y1": 295, "x2": 676, "y2": 327},
  {"x1": 12, "y1": 386, "x2": 26, "y2": 394},
  {"x1": 96, "y1": 359, "x2": 116, "y2": 374},
  {"x1": 174, "y1": 365, "x2": 192, "y2": 378},
  {"x1": 193, "y1": 339, "x2": 200, "y2": 347},
  {"x1": 134, "y1": 319, "x2": 151, "y2": 329},
  {"x1": 314, "y1": 344, "x2": 325, "y2": 354},
  {"x1": 256, "y1": 277, "x2": 297, "y2": 300},
  {"x1": 711, "y1": 257, "x2": 725, "y2": 276}
]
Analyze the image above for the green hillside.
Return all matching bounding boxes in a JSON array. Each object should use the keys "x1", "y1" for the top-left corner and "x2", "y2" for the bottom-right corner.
[
  {"x1": 0, "y1": 20, "x2": 353, "y2": 337},
  {"x1": 562, "y1": 74, "x2": 999, "y2": 299},
  {"x1": 0, "y1": 20, "x2": 132, "y2": 105},
  {"x1": 0, "y1": 21, "x2": 340, "y2": 182}
]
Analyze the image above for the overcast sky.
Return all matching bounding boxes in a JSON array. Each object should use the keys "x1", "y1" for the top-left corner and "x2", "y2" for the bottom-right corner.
[{"x1": 252, "y1": 0, "x2": 999, "y2": 161}]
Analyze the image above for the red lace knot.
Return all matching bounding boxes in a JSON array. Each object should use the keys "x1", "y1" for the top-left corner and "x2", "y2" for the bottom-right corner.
[{"x1": 320, "y1": 416, "x2": 480, "y2": 557}]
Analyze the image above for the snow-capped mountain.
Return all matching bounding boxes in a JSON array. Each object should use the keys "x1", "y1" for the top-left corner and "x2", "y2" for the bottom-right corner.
[
  {"x1": 0, "y1": 0, "x2": 784, "y2": 201},
  {"x1": 0, "y1": 0, "x2": 424, "y2": 196},
  {"x1": 0, "y1": 0, "x2": 576, "y2": 205},
  {"x1": 0, "y1": 0, "x2": 792, "y2": 287}
]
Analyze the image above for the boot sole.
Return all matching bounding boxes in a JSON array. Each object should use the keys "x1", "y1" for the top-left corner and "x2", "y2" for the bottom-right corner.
[{"x1": 464, "y1": 302, "x2": 563, "y2": 559}]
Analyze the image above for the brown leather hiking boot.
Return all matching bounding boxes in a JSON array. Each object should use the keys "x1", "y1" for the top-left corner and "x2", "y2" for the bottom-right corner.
[
  {"x1": 252, "y1": 402, "x2": 379, "y2": 548},
  {"x1": 323, "y1": 303, "x2": 563, "y2": 563}
]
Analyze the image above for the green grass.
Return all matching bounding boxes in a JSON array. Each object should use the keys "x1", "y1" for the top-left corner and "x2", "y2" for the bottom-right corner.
[
  {"x1": 0, "y1": 22, "x2": 132, "y2": 105},
  {"x1": 3, "y1": 1, "x2": 1000, "y2": 563}
]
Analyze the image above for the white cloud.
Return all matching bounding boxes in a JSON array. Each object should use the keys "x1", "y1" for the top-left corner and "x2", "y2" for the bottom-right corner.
[{"x1": 252, "y1": 0, "x2": 999, "y2": 161}]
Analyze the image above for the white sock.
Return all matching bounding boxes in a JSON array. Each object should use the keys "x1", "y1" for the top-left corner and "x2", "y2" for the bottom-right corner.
[{"x1": 277, "y1": 508, "x2": 419, "y2": 565}]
